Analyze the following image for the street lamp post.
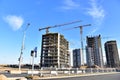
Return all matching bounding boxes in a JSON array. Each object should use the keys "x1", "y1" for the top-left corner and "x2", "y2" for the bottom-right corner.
[{"x1": 31, "y1": 47, "x2": 37, "y2": 77}]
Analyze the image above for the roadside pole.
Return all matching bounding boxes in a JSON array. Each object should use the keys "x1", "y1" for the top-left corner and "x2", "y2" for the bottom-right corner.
[
  {"x1": 32, "y1": 51, "x2": 35, "y2": 77},
  {"x1": 31, "y1": 47, "x2": 37, "y2": 77}
]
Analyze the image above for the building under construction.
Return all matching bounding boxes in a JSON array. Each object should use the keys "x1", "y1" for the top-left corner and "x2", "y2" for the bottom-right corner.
[
  {"x1": 104, "y1": 40, "x2": 120, "y2": 68},
  {"x1": 86, "y1": 35, "x2": 104, "y2": 68},
  {"x1": 40, "y1": 33, "x2": 69, "y2": 68},
  {"x1": 73, "y1": 49, "x2": 81, "y2": 68}
]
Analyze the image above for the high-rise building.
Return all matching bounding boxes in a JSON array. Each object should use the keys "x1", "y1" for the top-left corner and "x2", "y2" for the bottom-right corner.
[
  {"x1": 40, "y1": 33, "x2": 69, "y2": 68},
  {"x1": 86, "y1": 35, "x2": 104, "y2": 67},
  {"x1": 104, "y1": 40, "x2": 119, "y2": 68},
  {"x1": 86, "y1": 47, "x2": 94, "y2": 67},
  {"x1": 73, "y1": 49, "x2": 81, "y2": 68}
]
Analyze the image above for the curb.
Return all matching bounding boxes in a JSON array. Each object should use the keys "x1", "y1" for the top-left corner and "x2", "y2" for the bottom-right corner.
[{"x1": 38, "y1": 72, "x2": 120, "y2": 79}]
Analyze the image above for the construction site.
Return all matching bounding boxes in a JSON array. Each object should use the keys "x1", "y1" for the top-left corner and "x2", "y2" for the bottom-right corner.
[
  {"x1": 0, "y1": 20, "x2": 120, "y2": 80},
  {"x1": 38, "y1": 20, "x2": 92, "y2": 69}
]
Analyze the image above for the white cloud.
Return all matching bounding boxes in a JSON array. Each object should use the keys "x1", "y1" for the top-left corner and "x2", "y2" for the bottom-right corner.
[
  {"x1": 89, "y1": 27, "x2": 99, "y2": 34},
  {"x1": 61, "y1": 0, "x2": 80, "y2": 10},
  {"x1": 4, "y1": 15, "x2": 24, "y2": 31},
  {"x1": 86, "y1": 0, "x2": 105, "y2": 25}
]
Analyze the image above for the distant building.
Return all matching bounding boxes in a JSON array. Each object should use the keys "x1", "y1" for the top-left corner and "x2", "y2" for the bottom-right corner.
[
  {"x1": 40, "y1": 33, "x2": 69, "y2": 68},
  {"x1": 86, "y1": 47, "x2": 94, "y2": 67},
  {"x1": 104, "y1": 40, "x2": 119, "y2": 68},
  {"x1": 86, "y1": 35, "x2": 104, "y2": 68},
  {"x1": 73, "y1": 49, "x2": 81, "y2": 68}
]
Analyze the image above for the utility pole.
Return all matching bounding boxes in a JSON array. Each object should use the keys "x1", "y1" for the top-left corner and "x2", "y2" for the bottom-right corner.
[
  {"x1": 31, "y1": 50, "x2": 35, "y2": 77},
  {"x1": 18, "y1": 23, "x2": 30, "y2": 71},
  {"x1": 31, "y1": 47, "x2": 37, "y2": 77}
]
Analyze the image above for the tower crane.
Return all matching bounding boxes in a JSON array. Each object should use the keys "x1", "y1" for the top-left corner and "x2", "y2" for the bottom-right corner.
[
  {"x1": 71, "y1": 24, "x2": 91, "y2": 66},
  {"x1": 18, "y1": 23, "x2": 30, "y2": 71},
  {"x1": 39, "y1": 20, "x2": 82, "y2": 34}
]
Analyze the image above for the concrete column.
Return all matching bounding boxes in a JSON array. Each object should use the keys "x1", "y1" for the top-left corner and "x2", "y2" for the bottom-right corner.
[{"x1": 58, "y1": 33, "x2": 60, "y2": 68}]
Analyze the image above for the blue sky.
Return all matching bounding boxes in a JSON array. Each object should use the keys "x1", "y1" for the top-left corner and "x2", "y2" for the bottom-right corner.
[{"x1": 0, "y1": 0, "x2": 120, "y2": 65}]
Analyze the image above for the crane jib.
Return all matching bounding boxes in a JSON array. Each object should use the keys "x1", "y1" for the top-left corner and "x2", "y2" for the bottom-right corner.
[{"x1": 38, "y1": 20, "x2": 82, "y2": 33}]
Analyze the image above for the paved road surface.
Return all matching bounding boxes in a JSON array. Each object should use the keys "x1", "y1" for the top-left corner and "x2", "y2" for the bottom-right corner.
[
  {"x1": 43, "y1": 73, "x2": 120, "y2": 80},
  {"x1": 3, "y1": 73, "x2": 29, "y2": 77}
]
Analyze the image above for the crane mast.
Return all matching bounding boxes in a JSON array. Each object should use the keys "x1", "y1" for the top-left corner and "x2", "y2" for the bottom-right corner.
[
  {"x1": 74, "y1": 24, "x2": 91, "y2": 65},
  {"x1": 18, "y1": 23, "x2": 30, "y2": 71}
]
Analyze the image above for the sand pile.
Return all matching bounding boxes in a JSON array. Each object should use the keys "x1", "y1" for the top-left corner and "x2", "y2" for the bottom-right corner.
[
  {"x1": 32, "y1": 75, "x2": 40, "y2": 79},
  {"x1": 0, "y1": 74, "x2": 7, "y2": 80}
]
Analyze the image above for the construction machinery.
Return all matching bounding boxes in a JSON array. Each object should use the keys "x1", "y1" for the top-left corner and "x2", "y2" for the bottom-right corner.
[
  {"x1": 39, "y1": 20, "x2": 82, "y2": 34},
  {"x1": 18, "y1": 23, "x2": 30, "y2": 71},
  {"x1": 77, "y1": 24, "x2": 91, "y2": 65},
  {"x1": 70, "y1": 24, "x2": 91, "y2": 65}
]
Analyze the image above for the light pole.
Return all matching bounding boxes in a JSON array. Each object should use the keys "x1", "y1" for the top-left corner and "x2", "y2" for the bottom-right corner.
[
  {"x1": 18, "y1": 23, "x2": 30, "y2": 71},
  {"x1": 31, "y1": 50, "x2": 35, "y2": 77},
  {"x1": 31, "y1": 47, "x2": 37, "y2": 77}
]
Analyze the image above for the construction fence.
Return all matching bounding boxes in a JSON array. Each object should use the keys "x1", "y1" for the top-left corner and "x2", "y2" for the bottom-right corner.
[{"x1": 31, "y1": 68, "x2": 120, "y2": 77}]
